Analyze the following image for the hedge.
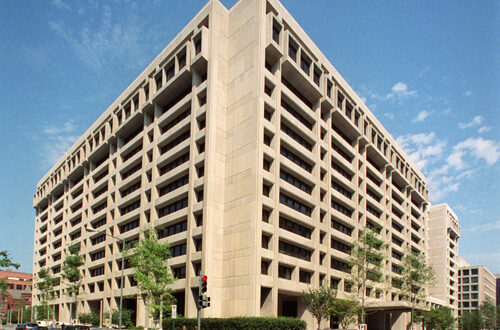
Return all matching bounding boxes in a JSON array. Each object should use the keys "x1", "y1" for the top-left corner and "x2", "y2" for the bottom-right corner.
[{"x1": 163, "y1": 317, "x2": 307, "y2": 329}]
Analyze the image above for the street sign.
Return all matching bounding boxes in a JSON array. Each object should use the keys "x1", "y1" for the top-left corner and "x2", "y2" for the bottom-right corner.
[{"x1": 172, "y1": 305, "x2": 177, "y2": 319}]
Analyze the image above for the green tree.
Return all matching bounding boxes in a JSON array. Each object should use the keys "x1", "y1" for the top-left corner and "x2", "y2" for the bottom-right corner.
[
  {"x1": 459, "y1": 311, "x2": 481, "y2": 330},
  {"x1": 62, "y1": 244, "x2": 84, "y2": 320},
  {"x1": 128, "y1": 229, "x2": 176, "y2": 327},
  {"x1": 36, "y1": 268, "x2": 57, "y2": 320},
  {"x1": 480, "y1": 298, "x2": 496, "y2": 329},
  {"x1": 348, "y1": 228, "x2": 388, "y2": 325},
  {"x1": 496, "y1": 305, "x2": 500, "y2": 328},
  {"x1": 0, "y1": 250, "x2": 19, "y2": 314},
  {"x1": 104, "y1": 309, "x2": 134, "y2": 328},
  {"x1": 423, "y1": 306, "x2": 455, "y2": 330},
  {"x1": 0, "y1": 250, "x2": 20, "y2": 269},
  {"x1": 400, "y1": 248, "x2": 434, "y2": 326},
  {"x1": 302, "y1": 285, "x2": 337, "y2": 330},
  {"x1": 329, "y1": 299, "x2": 359, "y2": 329},
  {"x1": 78, "y1": 311, "x2": 100, "y2": 326}
]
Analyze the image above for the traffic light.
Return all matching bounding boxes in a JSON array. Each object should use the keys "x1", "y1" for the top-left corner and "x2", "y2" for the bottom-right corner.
[
  {"x1": 200, "y1": 274, "x2": 207, "y2": 294},
  {"x1": 198, "y1": 275, "x2": 209, "y2": 309}
]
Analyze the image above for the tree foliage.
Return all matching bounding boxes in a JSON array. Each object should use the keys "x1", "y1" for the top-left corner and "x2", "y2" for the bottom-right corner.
[
  {"x1": 128, "y1": 229, "x2": 176, "y2": 322},
  {"x1": 348, "y1": 228, "x2": 388, "y2": 324},
  {"x1": 459, "y1": 311, "x2": 481, "y2": 330},
  {"x1": 400, "y1": 248, "x2": 434, "y2": 325},
  {"x1": 329, "y1": 299, "x2": 359, "y2": 329},
  {"x1": 302, "y1": 285, "x2": 336, "y2": 330},
  {"x1": 78, "y1": 311, "x2": 100, "y2": 326},
  {"x1": 423, "y1": 306, "x2": 455, "y2": 330},
  {"x1": 480, "y1": 298, "x2": 496, "y2": 329},
  {"x1": 36, "y1": 268, "x2": 58, "y2": 320},
  {"x1": 0, "y1": 250, "x2": 20, "y2": 269},
  {"x1": 62, "y1": 244, "x2": 84, "y2": 319},
  {"x1": 104, "y1": 309, "x2": 134, "y2": 328}
]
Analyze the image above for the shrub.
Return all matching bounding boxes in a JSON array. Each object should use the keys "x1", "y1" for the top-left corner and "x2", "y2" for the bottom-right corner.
[
  {"x1": 163, "y1": 317, "x2": 306, "y2": 329},
  {"x1": 104, "y1": 309, "x2": 134, "y2": 328},
  {"x1": 78, "y1": 311, "x2": 100, "y2": 326}
]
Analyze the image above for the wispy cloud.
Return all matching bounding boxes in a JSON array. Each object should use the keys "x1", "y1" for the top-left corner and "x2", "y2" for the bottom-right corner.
[
  {"x1": 39, "y1": 120, "x2": 80, "y2": 168},
  {"x1": 51, "y1": 0, "x2": 70, "y2": 10},
  {"x1": 458, "y1": 115, "x2": 483, "y2": 129},
  {"x1": 412, "y1": 110, "x2": 431, "y2": 123},
  {"x1": 464, "y1": 90, "x2": 473, "y2": 96},
  {"x1": 386, "y1": 82, "x2": 417, "y2": 100},
  {"x1": 48, "y1": 3, "x2": 157, "y2": 72},
  {"x1": 447, "y1": 137, "x2": 500, "y2": 170},
  {"x1": 467, "y1": 220, "x2": 500, "y2": 232},
  {"x1": 478, "y1": 126, "x2": 491, "y2": 133},
  {"x1": 396, "y1": 132, "x2": 446, "y2": 170}
]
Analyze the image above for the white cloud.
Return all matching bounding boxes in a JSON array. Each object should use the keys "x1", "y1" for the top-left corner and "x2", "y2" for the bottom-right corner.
[
  {"x1": 51, "y1": 0, "x2": 70, "y2": 10},
  {"x1": 48, "y1": 4, "x2": 156, "y2": 72},
  {"x1": 464, "y1": 90, "x2": 473, "y2": 96},
  {"x1": 40, "y1": 120, "x2": 80, "y2": 168},
  {"x1": 412, "y1": 110, "x2": 431, "y2": 123},
  {"x1": 386, "y1": 82, "x2": 417, "y2": 100},
  {"x1": 42, "y1": 120, "x2": 76, "y2": 135},
  {"x1": 447, "y1": 137, "x2": 500, "y2": 170},
  {"x1": 458, "y1": 115, "x2": 483, "y2": 129},
  {"x1": 468, "y1": 220, "x2": 500, "y2": 232},
  {"x1": 396, "y1": 132, "x2": 446, "y2": 170},
  {"x1": 478, "y1": 126, "x2": 491, "y2": 133}
]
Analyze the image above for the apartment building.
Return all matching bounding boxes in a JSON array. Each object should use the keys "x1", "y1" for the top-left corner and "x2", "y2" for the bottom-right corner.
[
  {"x1": 32, "y1": 0, "x2": 430, "y2": 328},
  {"x1": 458, "y1": 258, "x2": 496, "y2": 315},
  {"x1": 427, "y1": 204, "x2": 460, "y2": 316},
  {"x1": 0, "y1": 270, "x2": 33, "y2": 316}
]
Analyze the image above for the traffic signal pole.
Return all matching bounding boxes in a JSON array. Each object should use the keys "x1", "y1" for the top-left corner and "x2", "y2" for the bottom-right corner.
[{"x1": 197, "y1": 275, "x2": 209, "y2": 329}]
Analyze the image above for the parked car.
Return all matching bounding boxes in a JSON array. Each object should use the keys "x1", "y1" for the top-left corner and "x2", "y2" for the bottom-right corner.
[
  {"x1": 15, "y1": 323, "x2": 48, "y2": 330},
  {"x1": 60, "y1": 325, "x2": 89, "y2": 330}
]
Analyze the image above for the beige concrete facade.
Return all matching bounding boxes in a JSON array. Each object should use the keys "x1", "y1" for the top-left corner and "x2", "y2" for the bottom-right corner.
[
  {"x1": 427, "y1": 203, "x2": 460, "y2": 316},
  {"x1": 458, "y1": 260, "x2": 496, "y2": 315},
  {"x1": 32, "y1": 0, "x2": 431, "y2": 329}
]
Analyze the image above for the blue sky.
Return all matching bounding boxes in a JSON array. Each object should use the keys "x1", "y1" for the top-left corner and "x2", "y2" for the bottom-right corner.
[{"x1": 0, "y1": 0, "x2": 498, "y2": 274}]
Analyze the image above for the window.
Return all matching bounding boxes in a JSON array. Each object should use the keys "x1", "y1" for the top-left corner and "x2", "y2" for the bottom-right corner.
[
  {"x1": 331, "y1": 161, "x2": 352, "y2": 180},
  {"x1": 331, "y1": 238, "x2": 350, "y2": 254},
  {"x1": 158, "y1": 198, "x2": 188, "y2": 217},
  {"x1": 123, "y1": 144, "x2": 142, "y2": 162},
  {"x1": 120, "y1": 200, "x2": 140, "y2": 215},
  {"x1": 122, "y1": 163, "x2": 141, "y2": 180},
  {"x1": 160, "y1": 131, "x2": 190, "y2": 155},
  {"x1": 120, "y1": 219, "x2": 139, "y2": 233},
  {"x1": 121, "y1": 181, "x2": 141, "y2": 197},
  {"x1": 91, "y1": 250, "x2": 105, "y2": 261},
  {"x1": 159, "y1": 153, "x2": 189, "y2": 176},
  {"x1": 172, "y1": 265, "x2": 186, "y2": 279},
  {"x1": 159, "y1": 175, "x2": 189, "y2": 196},
  {"x1": 281, "y1": 100, "x2": 312, "y2": 130},
  {"x1": 92, "y1": 234, "x2": 106, "y2": 245},
  {"x1": 272, "y1": 22, "x2": 280, "y2": 44},
  {"x1": 161, "y1": 109, "x2": 191, "y2": 135},
  {"x1": 278, "y1": 264, "x2": 293, "y2": 280},
  {"x1": 331, "y1": 179, "x2": 353, "y2": 198},
  {"x1": 158, "y1": 221, "x2": 187, "y2": 239},
  {"x1": 90, "y1": 266, "x2": 105, "y2": 277},
  {"x1": 261, "y1": 260, "x2": 270, "y2": 275},
  {"x1": 93, "y1": 201, "x2": 107, "y2": 214},
  {"x1": 299, "y1": 270, "x2": 312, "y2": 284},
  {"x1": 281, "y1": 146, "x2": 312, "y2": 172},
  {"x1": 331, "y1": 257, "x2": 350, "y2": 273},
  {"x1": 300, "y1": 54, "x2": 311, "y2": 74},
  {"x1": 169, "y1": 243, "x2": 187, "y2": 257},
  {"x1": 279, "y1": 216, "x2": 311, "y2": 239},
  {"x1": 331, "y1": 218, "x2": 352, "y2": 236},
  {"x1": 281, "y1": 123, "x2": 312, "y2": 151},
  {"x1": 331, "y1": 199, "x2": 353, "y2": 217},
  {"x1": 288, "y1": 40, "x2": 298, "y2": 61},
  {"x1": 279, "y1": 240, "x2": 311, "y2": 261},
  {"x1": 279, "y1": 192, "x2": 312, "y2": 216},
  {"x1": 280, "y1": 170, "x2": 312, "y2": 194}
]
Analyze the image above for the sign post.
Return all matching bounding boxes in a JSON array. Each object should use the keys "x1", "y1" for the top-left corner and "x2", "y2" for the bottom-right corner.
[{"x1": 171, "y1": 305, "x2": 177, "y2": 330}]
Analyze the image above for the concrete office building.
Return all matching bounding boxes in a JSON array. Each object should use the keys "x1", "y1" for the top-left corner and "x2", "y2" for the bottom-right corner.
[
  {"x1": 32, "y1": 0, "x2": 431, "y2": 328},
  {"x1": 458, "y1": 258, "x2": 496, "y2": 315},
  {"x1": 427, "y1": 204, "x2": 460, "y2": 316},
  {"x1": 496, "y1": 274, "x2": 500, "y2": 306}
]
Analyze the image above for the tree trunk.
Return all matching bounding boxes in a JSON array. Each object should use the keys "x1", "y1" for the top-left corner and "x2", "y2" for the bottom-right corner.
[
  {"x1": 317, "y1": 317, "x2": 321, "y2": 330},
  {"x1": 159, "y1": 303, "x2": 163, "y2": 330}
]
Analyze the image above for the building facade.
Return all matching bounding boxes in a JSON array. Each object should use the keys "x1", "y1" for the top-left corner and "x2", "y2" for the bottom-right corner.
[
  {"x1": 427, "y1": 204, "x2": 460, "y2": 316},
  {"x1": 32, "y1": 0, "x2": 430, "y2": 328},
  {"x1": 496, "y1": 274, "x2": 500, "y2": 306},
  {"x1": 458, "y1": 258, "x2": 496, "y2": 315},
  {"x1": 0, "y1": 270, "x2": 33, "y2": 317}
]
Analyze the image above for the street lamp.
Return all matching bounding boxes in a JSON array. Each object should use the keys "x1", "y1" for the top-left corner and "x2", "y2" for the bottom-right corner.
[{"x1": 85, "y1": 225, "x2": 125, "y2": 330}]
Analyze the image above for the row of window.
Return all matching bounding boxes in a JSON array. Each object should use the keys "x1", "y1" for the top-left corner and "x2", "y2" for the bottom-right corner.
[{"x1": 159, "y1": 175, "x2": 189, "y2": 196}]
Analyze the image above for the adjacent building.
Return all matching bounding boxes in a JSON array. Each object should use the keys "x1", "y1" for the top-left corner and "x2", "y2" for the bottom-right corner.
[
  {"x1": 458, "y1": 257, "x2": 496, "y2": 315},
  {"x1": 32, "y1": 0, "x2": 431, "y2": 328},
  {"x1": 0, "y1": 270, "x2": 33, "y2": 317},
  {"x1": 496, "y1": 274, "x2": 500, "y2": 306},
  {"x1": 427, "y1": 204, "x2": 460, "y2": 316}
]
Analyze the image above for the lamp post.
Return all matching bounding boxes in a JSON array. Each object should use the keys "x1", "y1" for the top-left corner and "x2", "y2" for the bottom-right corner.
[{"x1": 85, "y1": 225, "x2": 125, "y2": 330}]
